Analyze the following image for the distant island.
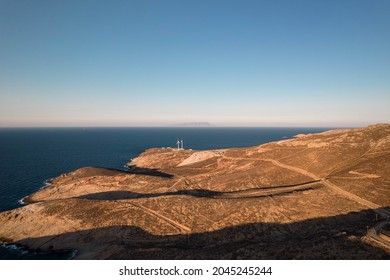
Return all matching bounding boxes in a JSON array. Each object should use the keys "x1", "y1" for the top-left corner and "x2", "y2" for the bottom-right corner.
[
  {"x1": 175, "y1": 122, "x2": 212, "y2": 127},
  {"x1": 0, "y1": 124, "x2": 389, "y2": 259}
]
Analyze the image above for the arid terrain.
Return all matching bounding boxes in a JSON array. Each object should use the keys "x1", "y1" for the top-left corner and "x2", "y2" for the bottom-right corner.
[{"x1": 0, "y1": 124, "x2": 389, "y2": 259}]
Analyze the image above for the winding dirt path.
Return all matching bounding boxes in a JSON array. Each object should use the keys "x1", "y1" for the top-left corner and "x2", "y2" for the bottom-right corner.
[
  {"x1": 222, "y1": 156, "x2": 390, "y2": 217},
  {"x1": 217, "y1": 181, "x2": 322, "y2": 199},
  {"x1": 124, "y1": 201, "x2": 191, "y2": 233},
  {"x1": 222, "y1": 155, "x2": 390, "y2": 250}
]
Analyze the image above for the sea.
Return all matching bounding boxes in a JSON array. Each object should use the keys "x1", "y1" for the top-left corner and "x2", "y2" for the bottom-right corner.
[{"x1": 0, "y1": 127, "x2": 331, "y2": 259}]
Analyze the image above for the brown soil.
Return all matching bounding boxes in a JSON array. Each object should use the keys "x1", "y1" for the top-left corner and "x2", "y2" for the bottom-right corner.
[{"x1": 0, "y1": 123, "x2": 389, "y2": 259}]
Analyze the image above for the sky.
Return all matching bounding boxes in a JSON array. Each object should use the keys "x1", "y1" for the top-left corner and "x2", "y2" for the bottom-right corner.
[{"x1": 0, "y1": 0, "x2": 389, "y2": 127}]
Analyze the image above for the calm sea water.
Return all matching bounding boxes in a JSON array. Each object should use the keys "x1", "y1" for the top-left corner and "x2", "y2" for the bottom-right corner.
[{"x1": 0, "y1": 127, "x2": 330, "y2": 259}]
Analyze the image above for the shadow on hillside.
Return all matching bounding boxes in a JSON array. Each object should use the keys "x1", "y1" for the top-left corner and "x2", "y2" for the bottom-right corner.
[
  {"x1": 78, "y1": 189, "x2": 220, "y2": 200},
  {"x1": 78, "y1": 180, "x2": 322, "y2": 200},
  {"x1": 63, "y1": 166, "x2": 174, "y2": 179},
  {"x1": 126, "y1": 165, "x2": 174, "y2": 178},
  {"x1": 2, "y1": 208, "x2": 389, "y2": 260}
]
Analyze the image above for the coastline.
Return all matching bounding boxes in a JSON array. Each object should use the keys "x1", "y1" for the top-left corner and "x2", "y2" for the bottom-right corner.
[
  {"x1": 18, "y1": 179, "x2": 53, "y2": 205},
  {"x1": 0, "y1": 241, "x2": 77, "y2": 260},
  {"x1": 0, "y1": 127, "x2": 331, "y2": 213},
  {"x1": 0, "y1": 124, "x2": 389, "y2": 259}
]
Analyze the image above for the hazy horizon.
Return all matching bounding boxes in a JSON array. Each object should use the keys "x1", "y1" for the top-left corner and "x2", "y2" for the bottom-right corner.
[
  {"x1": 0, "y1": 117, "x2": 387, "y2": 128},
  {"x1": 0, "y1": 121, "x2": 375, "y2": 129},
  {"x1": 1, "y1": 0, "x2": 389, "y2": 127}
]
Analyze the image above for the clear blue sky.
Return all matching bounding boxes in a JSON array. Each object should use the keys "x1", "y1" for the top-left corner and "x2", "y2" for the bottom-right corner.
[{"x1": 0, "y1": 0, "x2": 389, "y2": 127}]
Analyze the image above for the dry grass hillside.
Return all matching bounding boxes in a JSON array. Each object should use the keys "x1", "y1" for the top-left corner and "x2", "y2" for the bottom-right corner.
[{"x1": 0, "y1": 124, "x2": 389, "y2": 259}]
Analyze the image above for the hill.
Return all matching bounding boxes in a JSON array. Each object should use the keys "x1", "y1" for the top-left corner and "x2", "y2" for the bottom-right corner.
[{"x1": 0, "y1": 124, "x2": 389, "y2": 259}]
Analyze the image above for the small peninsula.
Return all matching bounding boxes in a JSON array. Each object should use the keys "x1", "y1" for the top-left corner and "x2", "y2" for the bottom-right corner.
[{"x1": 0, "y1": 124, "x2": 389, "y2": 259}]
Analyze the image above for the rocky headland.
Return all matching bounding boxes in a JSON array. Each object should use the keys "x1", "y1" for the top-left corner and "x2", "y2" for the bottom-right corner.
[{"x1": 1, "y1": 124, "x2": 389, "y2": 259}]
